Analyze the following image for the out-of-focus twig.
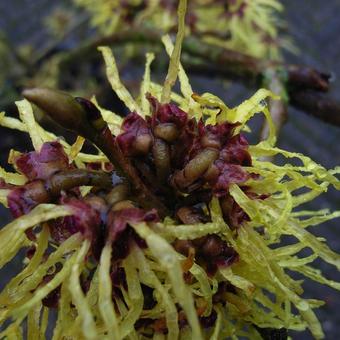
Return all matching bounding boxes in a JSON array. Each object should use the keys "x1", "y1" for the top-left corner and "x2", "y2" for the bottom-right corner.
[
  {"x1": 56, "y1": 30, "x2": 331, "y2": 93},
  {"x1": 290, "y1": 90, "x2": 340, "y2": 127},
  {"x1": 260, "y1": 68, "x2": 288, "y2": 141},
  {"x1": 182, "y1": 36, "x2": 331, "y2": 92},
  {"x1": 3, "y1": 29, "x2": 339, "y2": 129},
  {"x1": 54, "y1": 30, "x2": 339, "y2": 126},
  {"x1": 32, "y1": 14, "x2": 89, "y2": 67}
]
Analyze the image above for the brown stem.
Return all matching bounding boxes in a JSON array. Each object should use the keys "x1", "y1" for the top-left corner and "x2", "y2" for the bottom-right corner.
[
  {"x1": 289, "y1": 90, "x2": 340, "y2": 127},
  {"x1": 31, "y1": 15, "x2": 89, "y2": 66},
  {"x1": 23, "y1": 88, "x2": 169, "y2": 217},
  {"x1": 183, "y1": 36, "x2": 331, "y2": 92},
  {"x1": 110, "y1": 135, "x2": 170, "y2": 217}
]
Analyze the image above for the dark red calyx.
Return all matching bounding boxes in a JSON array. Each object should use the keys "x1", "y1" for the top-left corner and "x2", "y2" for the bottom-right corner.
[
  {"x1": 199, "y1": 120, "x2": 239, "y2": 149},
  {"x1": 107, "y1": 207, "x2": 158, "y2": 244},
  {"x1": 15, "y1": 141, "x2": 70, "y2": 181},
  {"x1": 220, "y1": 194, "x2": 250, "y2": 229},
  {"x1": 26, "y1": 245, "x2": 36, "y2": 259},
  {"x1": 219, "y1": 134, "x2": 251, "y2": 166},
  {"x1": 214, "y1": 250, "x2": 239, "y2": 269},
  {"x1": 147, "y1": 94, "x2": 188, "y2": 129},
  {"x1": 105, "y1": 207, "x2": 158, "y2": 262},
  {"x1": 40, "y1": 262, "x2": 63, "y2": 308},
  {"x1": 8, "y1": 180, "x2": 50, "y2": 217},
  {"x1": 220, "y1": 187, "x2": 270, "y2": 230},
  {"x1": 212, "y1": 163, "x2": 250, "y2": 197},
  {"x1": 50, "y1": 197, "x2": 101, "y2": 245},
  {"x1": 200, "y1": 235, "x2": 239, "y2": 276},
  {"x1": 117, "y1": 112, "x2": 152, "y2": 156},
  {"x1": 0, "y1": 179, "x2": 15, "y2": 189},
  {"x1": 42, "y1": 285, "x2": 61, "y2": 309},
  {"x1": 206, "y1": 247, "x2": 240, "y2": 277}
]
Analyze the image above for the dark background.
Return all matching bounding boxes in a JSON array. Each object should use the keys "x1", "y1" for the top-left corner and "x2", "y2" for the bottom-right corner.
[{"x1": 0, "y1": 1, "x2": 339, "y2": 339}]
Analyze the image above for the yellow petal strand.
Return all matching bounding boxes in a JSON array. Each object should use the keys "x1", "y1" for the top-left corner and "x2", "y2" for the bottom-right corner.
[
  {"x1": 161, "y1": 0, "x2": 187, "y2": 103},
  {"x1": 68, "y1": 135, "x2": 85, "y2": 163},
  {"x1": 131, "y1": 222, "x2": 203, "y2": 340},
  {"x1": 98, "y1": 243, "x2": 120, "y2": 339},
  {"x1": 68, "y1": 240, "x2": 98, "y2": 340},
  {"x1": 27, "y1": 304, "x2": 41, "y2": 340},
  {"x1": 99, "y1": 46, "x2": 141, "y2": 113},
  {"x1": 132, "y1": 246, "x2": 179, "y2": 339},
  {"x1": 15, "y1": 99, "x2": 44, "y2": 150},
  {"x1": 140, "y1": 52, "x2": 155, "y2": 117},
  {"x1": 12, "y1": 237, "x2": 86, "y2": 321},
  {"x1": 0, "y1": 111, "x2": 26, "y2": 132},
  {"x1": 0, "y1": 204, "x2": 72, "y2": 269}
]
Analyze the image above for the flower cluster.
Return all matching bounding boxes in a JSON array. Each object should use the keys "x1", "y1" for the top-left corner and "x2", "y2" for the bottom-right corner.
[
  {"x1": 0, "y1": 27, "x2": 339, "y2": 340},
  {"x1": 74, "y1": 0, "x2": 287, "y2": 58}
]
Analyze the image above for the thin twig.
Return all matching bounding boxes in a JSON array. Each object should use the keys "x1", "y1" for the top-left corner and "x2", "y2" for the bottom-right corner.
[
  {"x1": 32, "y1": 14, "x2": 89, "y2": 66},
  {"x1": 53, "y1": 29, "x2": 337, "y2": 124},
  {"x1": 290, "y1": 90, "x2": 340, "y2": 127},
  {"x1": 3, "y1": 29, "x2": 339, "y2": 128},
  {"x1": 52, "y1": 29, "x2": 329, "y2": 92}
]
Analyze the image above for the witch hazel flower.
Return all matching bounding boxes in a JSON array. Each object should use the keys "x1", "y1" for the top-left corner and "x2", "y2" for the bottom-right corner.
[{"x1": 0, "y1": 2, "x2": 339, "y2": 339}]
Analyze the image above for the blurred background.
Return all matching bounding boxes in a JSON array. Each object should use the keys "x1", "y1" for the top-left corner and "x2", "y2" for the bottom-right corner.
[{"x1": 0, "y1": 0, "x2": 339, "y2": 338}]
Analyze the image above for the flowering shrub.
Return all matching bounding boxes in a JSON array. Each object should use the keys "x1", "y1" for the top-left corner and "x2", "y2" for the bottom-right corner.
[
  {"x1": 74, "y1": 0, "x2": 290, "y2": 59},
  {"x1": 0, "y1": 3, "x2": 339, "y2": 339}
]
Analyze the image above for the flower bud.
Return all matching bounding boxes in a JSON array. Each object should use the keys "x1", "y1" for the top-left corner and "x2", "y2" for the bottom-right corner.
[
  {"x1": 154, "y1": 123, "x2": 179, "y2": 142},
  {"x1": 23, "y1": 88, "x2": 88, "y2": 133}
]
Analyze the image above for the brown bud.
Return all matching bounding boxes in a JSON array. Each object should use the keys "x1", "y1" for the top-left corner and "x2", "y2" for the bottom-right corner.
[
  {"x1": 202, "y1": 235, "x2": 224, "y2": 257},
  {"x1": 184, "y1": 148, "x2": 219, "y2": 181},
  {"x1": 203, "y1": 164, "x2": 219, "y2": 182},
  {"x1": 84, "y1": 196, "x2": 108, "y2": 215},
  {"x1": 192, "y1": 236, "x2": 207, "y2": 248},
  {"x1": 23, "y1": 88, "x2": 88, "y2": 133},
  {"x1": 133, "y1": 134, "x2": 152, "y2": 154},
  {"x1": 171, "y1": 169, "x2": 187, "y2": 189},
  {"x1": 154, "y1": 123, "x2": 179, "y2": 142},
  {"x1": 172, "y1": 148, "x2": 219, "y2": 189},
  {"x1": 173, "y1": 239, "x2": 193, "y2": 257},
  {"x1": 23, "y1": 88, "x2": 127, "y2": 181},
  {"x1": 152, "y1": 138, "x2": 171, "y2": 182},
  {"x1": 112, "y1": 200, "x2": 135, "y2": 211},
  {"x1": 176, "y1": 206, "x2": 203, "y2": 224},
  {"x1": 201, "y1": 134, "x2": 221, "y2": 149},
  {"x1": 47, "y1": 169, "x2": 112, "y2": 197},
  {"x1": 106, "y1": 184, "x2": 130, "y2": 206}
]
